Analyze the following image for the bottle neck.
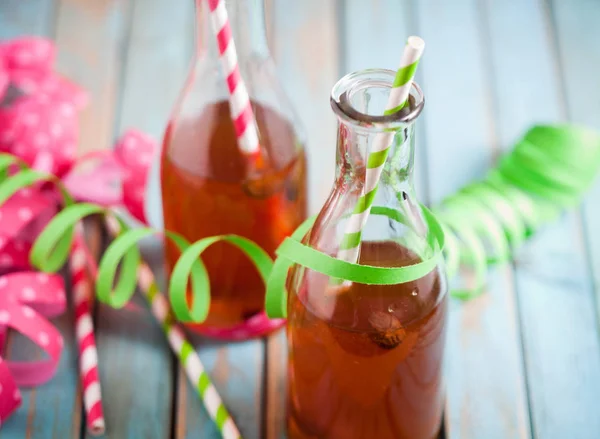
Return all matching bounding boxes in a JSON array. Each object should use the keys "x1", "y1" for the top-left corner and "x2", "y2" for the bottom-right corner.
[
  {"x1": 195, "y1": 0, "x2": 270, "y2": 59},
  {"x1": 336, "y1": 121, "x2": 417, "y2": 204}
]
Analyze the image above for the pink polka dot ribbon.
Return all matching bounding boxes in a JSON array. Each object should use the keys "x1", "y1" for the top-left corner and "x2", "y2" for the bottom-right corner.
[
  {"x1": 0, "y1": 37, "x2": 154, "y2": 270},
  {"x1": 0, "y1": 36, "x2": 155, "y2": 425},
  {"x1": 0, "y1": 36, "x2": 285, "y2": 426},
  {"x1": 0, "y1": 272, "x2": 66, "y2": 423}
]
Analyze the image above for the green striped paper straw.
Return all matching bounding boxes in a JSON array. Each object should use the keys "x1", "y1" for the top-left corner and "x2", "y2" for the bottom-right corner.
[
  {"x1": 337, "y1": 36, "x2": 425, "y2": 263},
  {"x1": 104, "y1": 217, "x2": 242, "y2": 439}
]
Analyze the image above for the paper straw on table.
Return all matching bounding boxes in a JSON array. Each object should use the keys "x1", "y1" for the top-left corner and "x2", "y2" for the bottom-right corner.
[
  {"x1": 337, "y1": 36, "x2": 425, "y2": 263},
  {"x1": 206, "y1": 0, "x2": 261, "y2": 159},
  {"x1": 71, "y1": 223, "x2": 106, "y2": 436},
  {"x1": 103, "y1": 216, "x2": 242, "y2": 439}
]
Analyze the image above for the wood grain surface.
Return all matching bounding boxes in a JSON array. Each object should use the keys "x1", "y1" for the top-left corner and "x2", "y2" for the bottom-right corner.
[{"x1": 0, "y1": 0, "x2": 599, "y2": 438}]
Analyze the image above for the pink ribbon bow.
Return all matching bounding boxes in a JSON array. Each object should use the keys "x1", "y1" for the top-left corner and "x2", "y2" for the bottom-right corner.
[
  {"x1": 0, "y1": 37, "x2": 157, "y2": 423},
  {"x1": 0, "y1": 272, "x2": 66, "y2": 419}
]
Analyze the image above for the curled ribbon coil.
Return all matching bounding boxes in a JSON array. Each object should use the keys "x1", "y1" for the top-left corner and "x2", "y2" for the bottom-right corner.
[
  {"x1": 24, "y1": 124, "x2": 600, "y2": 324},
  {"x1": 433, "y1": 125, "x2": 600, "y2": 299},
  {"x1": 264, "y1": 206, "x2": 445, "y2": 318},
  {"x1": 28, "y1": 200, "x2": 275, "y2": 328}
]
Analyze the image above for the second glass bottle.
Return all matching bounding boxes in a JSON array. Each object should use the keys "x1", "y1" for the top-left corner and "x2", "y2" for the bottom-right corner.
[{"x1": 161, "y1": 0, "x2": 307, "y2": 332}]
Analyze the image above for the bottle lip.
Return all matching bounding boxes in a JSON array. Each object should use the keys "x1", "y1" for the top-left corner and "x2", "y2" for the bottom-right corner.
[{"x1": 330, "y1": 68, "x2": 425, "y2": 130}]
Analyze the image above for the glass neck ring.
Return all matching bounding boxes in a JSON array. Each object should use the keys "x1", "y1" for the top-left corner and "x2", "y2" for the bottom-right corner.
[{"x1": 330, "y1": 69, "x2": 425, "y2": 132}]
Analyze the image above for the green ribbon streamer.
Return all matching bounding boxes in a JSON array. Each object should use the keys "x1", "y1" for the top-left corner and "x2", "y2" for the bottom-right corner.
[
  {"x1": 167, "y1": 234, "x2": 273, "y2": 322},
  {"x1": 0, "y1": 153, "x2": 74, "y2": 207},
  {"x1": 264, "y1": 206, "x2": 445, "y2": 319},
  {"x1": 28, "y1": 201, "x2": 271, "y2": 323},
  {"x1": 22, "y1": 193, "x2": 271, "y2": 322},
  {"x1": 0, "y1": 122, "x2": 595, "y2": 325},
  {"x1": 430, "y1": 124, "x2": 600, "y2": 298}
]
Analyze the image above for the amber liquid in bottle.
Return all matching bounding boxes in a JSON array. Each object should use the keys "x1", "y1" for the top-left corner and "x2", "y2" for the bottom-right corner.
[
  {"x1": 161, "y1": 101, "x2": 307, "y2": 328},
  {"x1": 287, "y1": 241, "x2": 447, "y2": 439}
]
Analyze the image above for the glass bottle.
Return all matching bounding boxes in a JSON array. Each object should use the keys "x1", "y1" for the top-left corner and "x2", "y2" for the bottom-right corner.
[
  {"x1": 161, "y1": 0, "x2": 307, "y2": 332},
  {"x1": 286, "y1": 70, "x2": 447, "y2": 439}
]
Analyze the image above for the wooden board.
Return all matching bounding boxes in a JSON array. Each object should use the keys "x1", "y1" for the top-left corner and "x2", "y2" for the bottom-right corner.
[
  {"x1": 268, "y1": 0, "x2": 340, "y2": 215},
  {"x1": 114, "y1": 0, "x2": 193, "y2": 139},
  {"x1": 342, "y1": 0, "x2": 429, "y2": 194},
  {"x1": 53, "y1": 0, "x2": 130, "y2": 155},
  {"x1": 263, "y1": 330, "x2": 286, "y2": 439},
  {"x1": 551, "y1": 0, "x2": 600, "y2": 333},
  {"x1": 507, "y1": 1, "x2": 600, "y2": 438},
  {"x1": 0, "y1": 0, "x2": 55, "y2": 39},
  {"x1": 414, "y1": 0, "x2": 531, "y2": 437},
  {"x1": 2, "y1": 0, "x2": 600, "y2": 438},
  {"x1": 117, "y1": 0, "x2": 194, "y2": 229}
]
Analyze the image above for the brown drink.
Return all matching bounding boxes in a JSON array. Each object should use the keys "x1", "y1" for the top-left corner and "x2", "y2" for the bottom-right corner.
[
  {"x1": 287, "y1": 241, "x2": 447, "y2": 439},
  {"x1": 161, "y1": 101, "x2": 307, "y2": 328}
]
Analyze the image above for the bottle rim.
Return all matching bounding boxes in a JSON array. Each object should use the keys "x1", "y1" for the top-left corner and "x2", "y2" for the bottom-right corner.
[{"x1": 330, "y1": 68, "x2": 425, "y2": 130}]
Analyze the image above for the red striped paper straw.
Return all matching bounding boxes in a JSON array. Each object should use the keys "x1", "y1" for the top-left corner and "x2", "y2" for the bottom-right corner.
[
  {"x1": 71, "y1": 224, "x2": 105, "y2": 435},
  {"x1": 206, "y1": 0, "x2": 261, "y2": 159}
]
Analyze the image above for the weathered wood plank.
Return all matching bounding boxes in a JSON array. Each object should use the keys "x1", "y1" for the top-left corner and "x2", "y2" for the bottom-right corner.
[
  {"x1": 114, "y1": 0, "x2": 193, "y2": 139},
  {"x1": 269, "y1": 0, "x2": 340, "y2": 215},
  {"x1": 497, "y1": 1, "x2": 600, "y2": 438},
  {"x1": 53, "y1": 0, "x2": 129, "y2": 156},
  {"x1": 415, "y1": 0, "x2": 530, "y2": 437},
  {"x1": 264, "y1": 330, "x2": 286, "y2": 439},
  {"x1": 342, "y1": 0, "x2": 431, "y2": 196},
  {"x1": 0, "y1": 0, "x2": 55, "y2": 39},
  {"x1": 0, "y1": 2, "x2": 83, "y2": 438},
  {"x1": 117, "y1": 0, "x2": 194, "y2": 229},
  {"x1": 342, "y1": 0, "x2": 410, "y2": 74},
  {"x1": 550, "y1": 0, "x2": 600, "y2": 333},
  {"x1": 263, "y1": 1, "x2": 340, "y2": 437}
]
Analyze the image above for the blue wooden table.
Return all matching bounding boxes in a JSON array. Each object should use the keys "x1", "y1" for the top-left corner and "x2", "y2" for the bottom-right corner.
[{"x1": 1, "y1": 0, "x2": 600, "y2": 438}]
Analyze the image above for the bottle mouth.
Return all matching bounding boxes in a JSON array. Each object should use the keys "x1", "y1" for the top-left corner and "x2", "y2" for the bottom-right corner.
[{"x1": 330, "y1": 69, "x2": 425, "y2": 130}]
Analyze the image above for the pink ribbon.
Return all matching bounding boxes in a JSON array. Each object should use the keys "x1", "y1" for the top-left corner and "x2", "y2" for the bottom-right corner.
[
  {"x1": 0, "y1": 35, "x2": 285, "y2": 423},
  {"x1": 0, "y1": 272, "x2": 66, "y2": 422},
  {"x1": 0, "y1": 36, "x2": 155, "y2": 424}
]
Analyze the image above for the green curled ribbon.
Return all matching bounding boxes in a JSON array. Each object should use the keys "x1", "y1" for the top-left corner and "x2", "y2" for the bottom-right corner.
[
  {"x1": 0, "y1": 153, "x2": 77, "y2": 273},
  {"x1": 8, "y1": 123, "x2": 600, "y2": 324},
  {"x1": 167, "y1": 234, "x2": 272, "y2": 322},
  {"x1": 32, "y1": 204, "x2": 208, "y2": 320},
  {"x1": 265, "y1": 205, "x2": 445, "y2": 319},
  {"x1": 97, "y1": 230, "x2": 272, "y2": 322},
  {"x1": 31, "y1": 203, "x2": 101, "y2": 273},
  {"x1": 0, "y1": 153, "x2": 74, "y2": 208},
  {"x1": 29, "y1": 201, "x2": 273, "y2": 323},
  {"x1": 431, "y1": 124, "x2": 600, "y2": 299},
  {"x1": 27, "y1": 191, "x2": 444, "y2": 323}
]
